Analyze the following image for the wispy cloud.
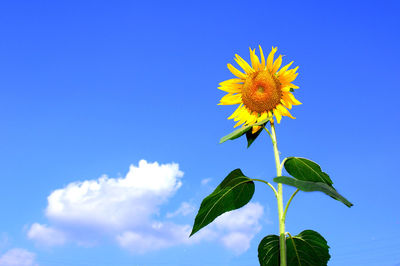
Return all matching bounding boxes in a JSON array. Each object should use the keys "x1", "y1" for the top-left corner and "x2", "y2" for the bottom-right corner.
[
  {"x1": 0, "y1": 233, "x2": 9, "y2": 249},
  {"x1": 116, "y1": 222, "x2": 192, "y2": 253},
  {"x1": 166, "y1": 202, "x2": 195, "y2": 218},
  {"x1": 0, "y1": 249, "x2": 37, "y2": 266},
  {"x1": 27, "y1": 223, "x2": 66, "y2": 247},
  {"x1": 200, "y1": 178, "x2": 212, "y2": 186}
]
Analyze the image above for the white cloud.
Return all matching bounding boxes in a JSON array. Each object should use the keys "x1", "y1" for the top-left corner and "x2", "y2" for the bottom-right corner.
[
  {"x1": 207, "y1": 202, "x2": 264, "y2": 254},
  {"x1": 221, "y1": 232, "x2": 252, "y2": 254},
  {"x1": 27, "y1": 223, "x2": 66, "y2": 247},
  {"x1": 166, "y1": 202, "x2": 195, "y2": 218},
  {"x1": 45, "y1": 160, "x2": 183, "y2": 230},
  {"x1": 200, "y1": 178, "x2": 212, "y2": 186},
  {"x1": 214, "y1": 202, "x2": 264, "y2": 231},
  {"x1": 0, "y1": 249, "x2": 37, "y2": 266},
  {"x1": 28, "y1": 160, "x2": 266, "y2": 254},
  {"x1": 28, "y1": 160, "x2": 185, "y2": 250}
]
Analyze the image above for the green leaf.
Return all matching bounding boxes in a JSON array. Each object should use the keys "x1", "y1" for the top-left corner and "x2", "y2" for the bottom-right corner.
[
  {"x1": 219, "y1": 116, "x2": 271, "y2": 144},
  {"x1": 284, "y1": 157, "x2": 333, "y2": 186},
  {"x1": 258, "y1": 230, "x2": 330, "y2": 266},
  {"x1": 246, "y1": 127, "x2": 263, "y2": 148},
  {"x1": 287, "y1": 230, "x2": 331, "y2": 266},
  {"x1": 258, "y1": 235, "x2": 280, "y2": 265},
  {"x1": 190, "y1": 169, "x2": 255, "y2": 236},
  {"x1": 281, "y1": 157, "x2": 353, "y2": 207},
  {"x1": 273, "y1": 176, "x2": 353, "y2": 207}
]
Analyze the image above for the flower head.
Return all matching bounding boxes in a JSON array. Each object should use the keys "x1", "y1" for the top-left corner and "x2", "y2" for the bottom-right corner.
[{"x1": 218, "y1": 46, "x2": 301, "y2": 132}]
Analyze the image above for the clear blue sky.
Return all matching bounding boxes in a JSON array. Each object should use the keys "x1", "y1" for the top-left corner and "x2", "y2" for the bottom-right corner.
[{"x1": 1, "y1": 0, "x2": 399, "y2": 265}]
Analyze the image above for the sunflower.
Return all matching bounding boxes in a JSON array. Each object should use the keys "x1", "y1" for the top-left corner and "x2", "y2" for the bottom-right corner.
[{"x1": 218, "y1": 46, "x2": 301, "y2": 133}]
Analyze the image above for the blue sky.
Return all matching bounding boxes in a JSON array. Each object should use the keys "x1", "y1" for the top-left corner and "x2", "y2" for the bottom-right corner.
[{"x1": 0, "y1": 0, "x2": 399, "y2": 265}]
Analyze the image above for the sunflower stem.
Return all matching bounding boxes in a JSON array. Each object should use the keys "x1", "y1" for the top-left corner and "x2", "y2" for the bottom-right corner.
[{"x1": 270, "y1": 122, "x2": 287, "y2": 266}]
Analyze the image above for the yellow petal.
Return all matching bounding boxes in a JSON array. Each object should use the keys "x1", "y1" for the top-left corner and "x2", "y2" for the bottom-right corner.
[
  {"x1": 287, "y1": 66, "x2": 299, "y2": 76},
  {"x1": 287, "y1": 93, "x2": 302, "y2": 105},
  {"x1": 277, "y1": 104, "x2": 294, "y2": 119},
  {"x1": 218, "y1": 83, "x2": 243, "y2": 93},
  {"x1": 227, "y1": 64, "x2": 247, "y2": 79},
  {"x1": 281, "y1": 98, "x2": 292, "y2": 109},
  {"x1": 249, "y1": 47, "x2": 260, "y2": 71},
  {"x1": 273, "y1": 108, "x2": 282, "y2": 123},
  {"x1": 280, "y1": 72, "x2": 298, "y2": 83},
  {"x1": 228, "y1": 104, "x2": 243, "y2": 119},
  {"x1": 277, "y1": 61, "x2": 294, "y2": 76},
  {"x1": 234, "y1": 54, "x2": 254, "y2": 74},
  {"x1": 280, "y1": 66, "x2": 298, "y2": 79},
  {"x1": 287, "y1": 73, "x2": 299, "y2": 83},
  {"x1": 252, "y1": 125, "x2": 262, "y2": 134},
  {"x1": 219, "y1": 78, "x2": 244, "y2": 86},
  {"x1": 219, "y1": 93, "x2": 242, "y2": 105},
  {"x1": 234, "y1": 120, "x2": 245, "y2": 128},
  {"x1": 272, "y1": 55, "x2": 283, "y2": 73},
  {"x1": 235, "y1": 106, "x2": 250, "y2": 122},
  {"x1": 266, "y1": 47, "x2": 278, "y2": 71},
  {"x1": 233, "y1": 108, "x2": 250, "y2": 126},
  {"x1": 258, "y1": 111, "x2": 270, "y2": 121},
  {"x1": 259, "y1": 45, "x2": 265, "y2": 69},
  {"x1": 246, "y1": 112, "x2": 257, "y2": 125}
]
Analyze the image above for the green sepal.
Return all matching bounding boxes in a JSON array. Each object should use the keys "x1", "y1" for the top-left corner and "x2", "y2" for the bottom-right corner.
[
  {"x1": 219, "y1": 116, "x2": 271, "y2": 144},
  {"x1": 258, "y1": 230, "x2": 330, "y2": 266},
  {"x1": 246, "y1": 127, "x2": 263, "y2": 148},
  {"x1": 273, "y1": 176, "x2": 353, "y2": 207},
  {"x1": 190, "y1": 169, "x2": 254, "y2": 236}
]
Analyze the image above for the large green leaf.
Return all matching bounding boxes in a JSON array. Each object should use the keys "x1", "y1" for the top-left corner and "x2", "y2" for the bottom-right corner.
[
  {"x1": 287, "y1": 230, "x2": 331, "y2": 266},
  {"x1": 273, "y1": 176, "x2": 353, "y2": 207},
  {"x1": 219, "y1": 116, "x2": 271, "y2": 144},
  {"x1": 284, "y1": 157, "x2": 333, "y2": 185},
  {"x1": 258, "y1": 230, "x2": 330, "y2": 266},
  {"x1": 258, "y1": 235, "x2": 280, "y2": 265},
  {"x1": 190, "y1": 169, "x2": 255, "y2": 236}
]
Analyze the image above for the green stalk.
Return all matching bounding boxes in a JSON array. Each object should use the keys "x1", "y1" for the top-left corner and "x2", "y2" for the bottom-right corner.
[
  {"x1": 250, "y1": 179, "x2": 278, "y2": 198},
  {"x1": 270, "y1": 122, "x2": 287, "y2": 266},
  {"x1": 283, "y1": 189, "x2": 299, "y2": 222}
]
